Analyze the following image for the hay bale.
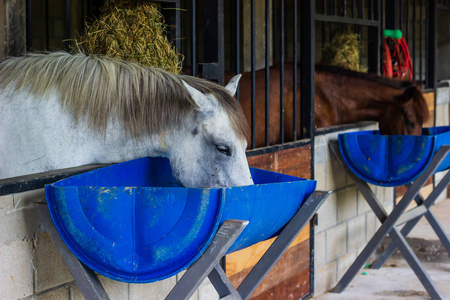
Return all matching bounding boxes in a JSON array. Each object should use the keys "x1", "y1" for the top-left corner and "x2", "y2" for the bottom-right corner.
[
  {"x1": 321, "y1": 33, "x2": 366, "y2": 72},
  {"x1": 71, "y1": 0, "x2": 182, "y2": 73}
]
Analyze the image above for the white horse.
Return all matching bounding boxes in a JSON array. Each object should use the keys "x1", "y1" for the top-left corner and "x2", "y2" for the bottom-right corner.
[{"x1": 0, "y1": 52, "x2": 253, "y2": 188}]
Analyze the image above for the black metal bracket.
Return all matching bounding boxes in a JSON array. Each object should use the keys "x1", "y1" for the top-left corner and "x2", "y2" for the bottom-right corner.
[
  {"x1": 329, "y1": 141, "x2": 450, "y2": 300},
  {"x1": 35, "y1": 190, "x2": 329, "y2": 300}
]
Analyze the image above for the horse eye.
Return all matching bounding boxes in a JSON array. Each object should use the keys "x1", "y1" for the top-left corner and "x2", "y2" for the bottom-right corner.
[
  {"x1": 216, "y1": 145, "x2": 232, "y2": 156},
  {"x1": 406, "y1": 119, "x2": 415, "y2": 128}
]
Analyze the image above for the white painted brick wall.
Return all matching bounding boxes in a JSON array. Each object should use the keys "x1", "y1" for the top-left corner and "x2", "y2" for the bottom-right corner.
[
  {"x1": 34, "y1": 232, "x2": 73, "y2": 293},
  {"x1": 325, "y1": 223, "x2": 347, "y2": 262}
]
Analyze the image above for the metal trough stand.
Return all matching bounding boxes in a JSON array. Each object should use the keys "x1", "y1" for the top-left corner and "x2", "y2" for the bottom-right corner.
[
  {"x1": 329, "y1": 142, "x2": 450, "y2": 300},
  {"x1": 36, "y1": 190, "x2": 329, "y2": 300}
]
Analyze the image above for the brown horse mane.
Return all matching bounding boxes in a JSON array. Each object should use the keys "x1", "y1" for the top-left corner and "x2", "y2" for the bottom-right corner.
[{"x1": 315, "y1": 64, "x2": 415, "y2": 90}]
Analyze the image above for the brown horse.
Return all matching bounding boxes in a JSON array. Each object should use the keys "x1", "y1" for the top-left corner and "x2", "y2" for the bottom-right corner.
[{"x1": 236, "y1": 64, "x2": 430, "y2": 148}]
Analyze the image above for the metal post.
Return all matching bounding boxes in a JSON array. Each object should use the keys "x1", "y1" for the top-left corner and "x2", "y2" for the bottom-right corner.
[
  {"x1": 299, "y1": 0, "x2": 315, "y2": 140},
  {"x1": 203, "y1": 0, "x2": 225, "y2": 85}
]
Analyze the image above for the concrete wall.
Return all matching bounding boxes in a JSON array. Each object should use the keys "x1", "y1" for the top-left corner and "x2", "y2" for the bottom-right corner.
[
  {"x1": 313, "y1": 124, "x2": 395, "y2": 295},
  {"x1": 0, "y1": 189, "x2": 220, "y2": 300}
]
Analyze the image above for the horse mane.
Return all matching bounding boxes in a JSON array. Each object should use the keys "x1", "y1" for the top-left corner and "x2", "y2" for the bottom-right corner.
[
  {"x1": 0, "y1": 52, "x2": 248, "y2": 139},
  {"x1": 315, "y1": 64, "x2": 414, "y2": 90}
]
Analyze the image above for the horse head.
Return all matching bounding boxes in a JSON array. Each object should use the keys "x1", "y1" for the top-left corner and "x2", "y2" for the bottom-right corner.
[
  {"x1": 167, "y1": 75, "x2": 254, "y2": 188},
  {"x1": 378, "y1": 85, "x2": 430, "y2": 135}
]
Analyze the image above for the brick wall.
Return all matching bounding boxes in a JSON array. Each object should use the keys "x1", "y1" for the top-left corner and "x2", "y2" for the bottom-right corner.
[
  {"x1": 313, "y1": 124, "x2": 395, "y2": 296},
  {"x1": 0, "y1": 189, "x2": 215, "y2": 300}
]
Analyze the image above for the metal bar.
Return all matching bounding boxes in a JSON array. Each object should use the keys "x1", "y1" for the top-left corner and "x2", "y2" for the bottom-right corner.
[
  {"x1": 367, "y1": 0, "x2": 380, "y2": 73},
  {"x1": 192, "y1": 0, "x2": 196, "y2": 76},
  {"x1": 406, "y1": 0, "x2": 410, "y2": 46},
  {"x1": 300, "y1": 0, "x2": 315, "y2": 140},
  {"x1": 314, "y1": 14, "x2": 379, "y2": 26},
  {"x1": 26, "y1": 0, "x2": 32, "y2": 50},
  {"x1": 426, "y1": 0, "x2": 437, "y2": 89},
  {"x1": 166, "y1": 220, "x2": 248, "y2": 300},
  {"x1": 36, "y1": 202, "x2": 110, "y2": 300},
  {"x1": 236, "y1": 0, "x2": 240, "y2": 100},
  {"x1": 344, "y1": 0, "x2": 347, "y2": 17},
  {"x1": 372, "y1": 170, "x2": 450, "y2": 268},
  {"x1": 265, "y1": 0, "x2": 270, "y2": 146},
  {"x1": 175, "y1": 0, "x2": 180, "y2": 53},
  {"x1": 0, "y1": 164, "x2": 109, "y2": 196},
  {"x1": 251, "y1": 0, "x2": 256, "y2": 149},
  {"x1": 420, "y1": 0, "x2": 423, "y2": 82},
  {"x1": 395, "y1": 205, "x2": 427, "y2": 225},
  {"x1": 280, "y1": 0, "x2": 285, "y2": 144},
  {"x1": 360, "y1": 0, "x2": 364, "y2": 18},
  {"x1": 380, "y1": 0, "x2": 384, "y2": 74},
  {"x1": 208, "y1": 265, "x2": 242, "y2": 299},
  {"x1": 353, "y1": 0, "x2": 356, "y2": 17},
  {"x1": 245, "y1": 139, "x2": 312, "y2": 158},
  {"x1": 293, "y1": 0, "x2": 298, "y2": 142},
  {"x1": 218, "y1": 0, "x2": 225, "y2": 85},
  {"x1": 330, "y1": 143, "x2": 448, "y2": 299},
  {"x1": 324, "y1": 0, "x2": 327, "y2": 15},
  {"x1": 65, "y1": 0, "x2": 71, "y2": 50},
  {"x1": 237, "y1": 191, "x2": 330, "y2": 299},
  {"x1": 413, "y1": 0, "x2": 416, "y2": 80},
  {"x1": 385, "y1": 0, "x2": 398, "y2": 29},
  {"x1": 45, "y1": 0, "x2": 49, "y2": 49},
  {"x1": 399, "y1": 0, "x2": 403, "y2": 30}
]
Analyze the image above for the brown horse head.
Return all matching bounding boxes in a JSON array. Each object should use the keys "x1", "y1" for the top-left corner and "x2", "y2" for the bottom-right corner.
[{"x1": 378, "y1": 85, "x2": 429, "y2": 135}]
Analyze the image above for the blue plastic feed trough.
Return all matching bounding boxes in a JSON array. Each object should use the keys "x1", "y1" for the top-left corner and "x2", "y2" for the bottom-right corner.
[
  {"x1": 338, "y1": 126, "x2": 450, "y2": 187},
  {"x1": 45, "y1": 157, "x2": 316, "y2": 283}
]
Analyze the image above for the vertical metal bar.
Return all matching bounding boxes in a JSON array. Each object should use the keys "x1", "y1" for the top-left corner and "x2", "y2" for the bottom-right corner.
[
  {"x1": 368, "y1": 0, "x2": 380, "y2": 73},
  {"x1": 175, "y1": 0, "x2": 180, "y2": 53},
  {"x1": 380, "y1": 0, "x2": 384, "y2": 74},
  {"x1": 192, "y1": 0, "x2": 196, "y2": 76},
  {"x1": 26, "y1": 0, "x2": 32, "y2": 51},
  {"x1": 426, "y1": 0, "x2": 437, "y2": 89},
  {"x1": 293, "y1": 0, "x2": 298, "y2": 142},
  {"x1": 236, "y1": 0, "x2": 240, "y2": 100},
  {"x1": 399, "y1": 0, "x2": 403, "y2": 30},
  {"x1": 280, "y1": 0, "x2": 285, "y2": 144},
  {"x1": 265, "y1": 0, "x2": 270, "y2": 146},
  {"x1": 344, "y1": 0, "x2": 347, "y2": 17},
  {"x1": 237, "y1": 191, "x2": 330, "y2": 299},
  {"x1": 45, "y1": 0, "x2": 49, "y2": 49},
  {"x1": 353, "y1": 0, "x2": 356, "y2": 17},
  {"x1": 385, "y1": 1, "x2": 398, "y2": 31},
  {"x1": 406, "y1": 0, "x2": 410, "y2": 45},
  {"x1": 251, "y1": 0, "x2": 256, "y2": 149},
  {"x1": 300, "y1": 0, "x2": 315, "y2": 140},
  {"x1": 413, "y1": 0, "x2": 416, "y2": 80},
  {"x1": 369, "y1": 0, "x2": 373, "y2": 19},
  {"x1": 64, "y1": 0, "x2": 71, "y2": 50},
  {"x1": 360, "y1": 0, "x2": 364, "y2": 18},
  {"x1": 419, "y1": 0, "x2": 423, "y2": 82},
  {"x1": 218, "y1": 0, "x2": 225, "y2": 86},
  {"x1": 323, "y1": 0, "x2": 327, "y2": 14}
]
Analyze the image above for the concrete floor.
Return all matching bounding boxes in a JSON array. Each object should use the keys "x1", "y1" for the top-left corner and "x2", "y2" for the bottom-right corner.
[{"x1": 314, "y1": 198, "x2": 450, "y2": 300}]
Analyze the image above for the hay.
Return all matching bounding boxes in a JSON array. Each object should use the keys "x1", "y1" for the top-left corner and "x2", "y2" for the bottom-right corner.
[
  {"x1": 71, "y1": 0, "x2": 182, "y2": 73},
  {"x1": 321, "y1": 32, "x2": 366, "y2": 72}
]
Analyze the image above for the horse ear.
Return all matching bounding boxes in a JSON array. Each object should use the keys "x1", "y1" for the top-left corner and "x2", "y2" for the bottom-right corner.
[
  {"x1": 224, "y1": 74, "x2": 242, "y2": 97},
  {"x1": 182, "y1": 80, "x2": 214, "y2": 112}
]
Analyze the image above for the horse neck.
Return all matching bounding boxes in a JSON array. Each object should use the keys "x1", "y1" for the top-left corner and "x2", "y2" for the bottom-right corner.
[{"x1": 315, "y1": 70, "x2": 404, "y2": 124}]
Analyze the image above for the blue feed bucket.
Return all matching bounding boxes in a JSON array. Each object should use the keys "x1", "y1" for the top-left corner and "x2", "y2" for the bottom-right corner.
[
  {"x1": 338, "y1": 125, "x2": 450, "y2": 187},
  {"x1": 45, "y1": 157, "x2": 316, "y2": 283}
]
